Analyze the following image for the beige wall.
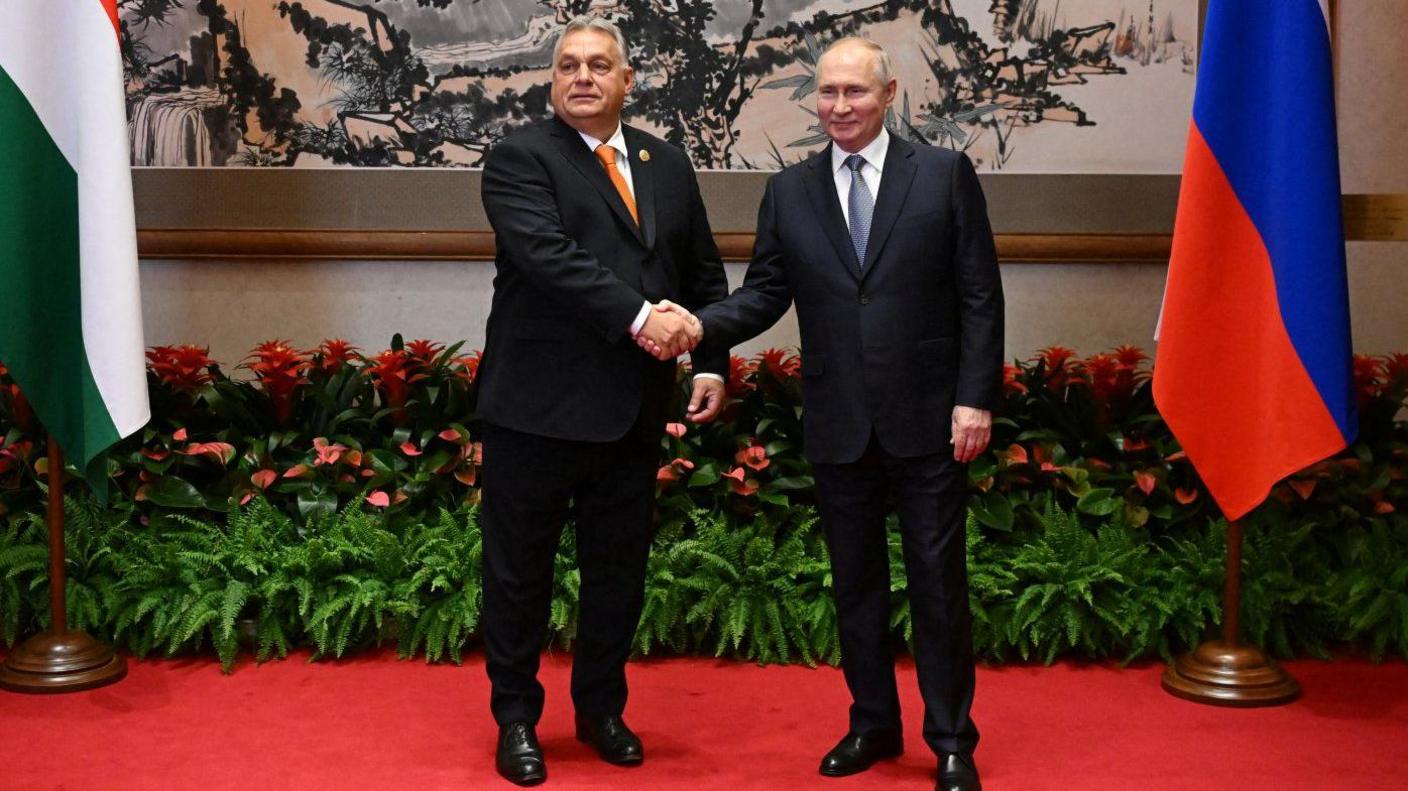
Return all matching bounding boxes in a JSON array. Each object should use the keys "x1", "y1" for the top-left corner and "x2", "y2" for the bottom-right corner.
[{"x1": 138, "y1": 0, "x2": 1407, "y2": 367}]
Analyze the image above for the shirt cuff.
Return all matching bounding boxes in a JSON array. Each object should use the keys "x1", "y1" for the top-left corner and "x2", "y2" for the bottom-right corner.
[
  {"x1": 692, "y1": 373, "x2": 725, "y2": 383},
  {"x1": 628, "y1": 301, "x2": 652, "y2": 337}
]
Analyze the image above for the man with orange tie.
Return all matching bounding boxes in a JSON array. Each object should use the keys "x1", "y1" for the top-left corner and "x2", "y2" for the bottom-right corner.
[{"x1": 476, "y1": 15, "x2": 729, "y2": 786}]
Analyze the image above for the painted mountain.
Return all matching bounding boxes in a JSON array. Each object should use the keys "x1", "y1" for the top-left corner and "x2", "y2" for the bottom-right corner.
[{"x1": 118, "y1": 0, "x2": 1196, "y2": 171}]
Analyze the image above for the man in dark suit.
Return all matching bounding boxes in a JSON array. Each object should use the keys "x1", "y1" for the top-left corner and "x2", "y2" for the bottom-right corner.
[
  {"x1": 477, "y1": 15, "x2": 728, "y2": 786},
  {"x1": 647, "y1": 37, "x2": 1003, "y2": 791}
]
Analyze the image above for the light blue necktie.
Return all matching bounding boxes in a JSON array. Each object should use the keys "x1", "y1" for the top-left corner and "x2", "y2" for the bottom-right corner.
[{"x1": 844, "y1": 154, "x2": 874, "y2": 267}]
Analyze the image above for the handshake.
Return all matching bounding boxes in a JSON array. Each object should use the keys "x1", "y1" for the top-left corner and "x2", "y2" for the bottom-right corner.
[{"x1": 636, "y1": 300, "x2": 703, "y2": 361}]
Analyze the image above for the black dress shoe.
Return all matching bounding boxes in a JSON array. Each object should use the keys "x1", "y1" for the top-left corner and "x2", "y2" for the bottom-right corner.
[
  {"x1": 937, "y1": 752, "x2": 981, "y2": 791},
  {"x1": 496, "y1": 722, "x2": 546, "y2": 786},
  {"x1": 818, "y1": 730, "x2": 903, "y2": 777},
  {"x1": 574, "y1": 713, "x2": 644, "y2": 765}
]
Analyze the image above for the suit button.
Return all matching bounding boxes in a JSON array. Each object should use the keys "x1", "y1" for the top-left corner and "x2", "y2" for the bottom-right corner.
[{"x1": 859, "y1": 294, "x2": 871, "y2": 306}]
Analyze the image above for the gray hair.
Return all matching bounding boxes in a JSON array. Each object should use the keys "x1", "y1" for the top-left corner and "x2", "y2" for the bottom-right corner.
[
  {"x1": 819, "y1": 36, "x2": 894, "y2": 85},
  {"x1": 553, "y1": 15, "x2": 630, "y2": 65}
]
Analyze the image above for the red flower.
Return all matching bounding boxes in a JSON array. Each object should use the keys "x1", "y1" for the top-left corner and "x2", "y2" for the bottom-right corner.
[
  {"x1": 367, "y1": 491, "x2": 390, "y2": 508},
  {"x1": 146, "y1": 345, "x2": 215, "y2": 394},
  {"x1": 1113, "y1": 345, "x2": 1149, "y2": 370},
  {"x1": 1287, "y1": 479, "x2": 1316, "y2": 501},
  {"x1": 0, "y1": 436, "x2": 33, "y2": 480},
  {"x1": 314, "y1": 339, "x2": 361, "y2": 373},
  {"x1": 726, "y1": 355, "x2": 757, "y2": 399},
  {"x1": 656, "y1": 457, "x2": 695, "y2": 485},
  {"x1": 405, "y1": 339, "x2": 446, "y2": 372},
  {"x1": 241, "y1": 340, "x2": 311, "y2": 425},
  {"x1": 173, "y1": 428, "x2": 188, "y2": 441},
  {"x1": 1002, "y1": 443, "x2": 1029, "y2": 466},
  {"x1": 1133, "y1": 470, "x2": 1156, "y2": 496},
  {"x1": 366, "y1": 349, "x2": 427, "y2": 421},
  {"x1": 1002, "y1": 362, "x2": 1028, "y2": 395},
  {"x1": 665, "y1": 422, "x2": 688, "y2": 438},
  {"x1": 1174, "y1": 487, "x2": 1198, "y2": 505},
  {"x1": 755, "y1": 348, "x2": 801, "y2": 383},
  {"x1": 400, "y1": 441, "x2": 422, "y2": 457},
  {"x1": 251, "y1": 469, "x2": 277, "y2": 489},
  {"x1": 1033, "y1": 346, "x2": 1079, "y2": 393},
  {"x1": 181, "y1": 441, "x2": 236, "y2": 466},
  {"x1": 735, "y1": 442, "x2": 770, "y2": 471},
  {"x1": 444, "y1": 441, "x2": 482, "y2": 487},
  {"x1": 1353, "y1": 354, "x2": 1384, "y2": 408},
  {"x1": 451, "y1": 351, "x2": 482, "y2": 384},
  {"x1": 723, "y1": 466, "x2": 758, "y2": 496},
  {"x1": 312, "y1": 437, "x2": 347, "y2": 466}
]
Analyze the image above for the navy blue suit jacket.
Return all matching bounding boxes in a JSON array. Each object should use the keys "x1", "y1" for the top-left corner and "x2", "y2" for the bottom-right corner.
[{"x1": 697, "y1": 136, "x2": 1004, "y2": 464}]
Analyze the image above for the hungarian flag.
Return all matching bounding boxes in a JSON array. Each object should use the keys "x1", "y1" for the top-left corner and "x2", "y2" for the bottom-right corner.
[
  {"x1": 1154, "y1": 0, "x2": 1355, "y2": 521},
  {"x1": 0, "y1": 2, "x2": 149, "y2": 492}
]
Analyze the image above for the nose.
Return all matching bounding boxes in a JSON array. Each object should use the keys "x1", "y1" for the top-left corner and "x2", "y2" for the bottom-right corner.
[{"x1": 573, "y1": 63, "x2": 593, "y2": 84}]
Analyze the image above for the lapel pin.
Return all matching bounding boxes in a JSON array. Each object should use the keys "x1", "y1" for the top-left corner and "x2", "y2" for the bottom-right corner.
[{"x1": 638, "y1": 149, "x2": 650, "y2": 163}]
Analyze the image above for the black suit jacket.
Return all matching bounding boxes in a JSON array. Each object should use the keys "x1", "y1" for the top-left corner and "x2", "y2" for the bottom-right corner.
[
  {"x1": 697, "y1": 137, "x2": 1004, "y2": 464},
  {"x1": 478, "y1": 116, "x2": 730, "y2": 442}
]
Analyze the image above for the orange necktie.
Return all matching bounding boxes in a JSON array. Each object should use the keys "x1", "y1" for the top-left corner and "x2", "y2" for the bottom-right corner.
[{"x1": 594, "y1": 144, "x2": 638, "y2": 226}]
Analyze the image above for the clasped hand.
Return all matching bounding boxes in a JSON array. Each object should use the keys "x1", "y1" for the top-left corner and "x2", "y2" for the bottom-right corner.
[{"x1": 636, "y1": 300, "x2": 702, "y2": 361}]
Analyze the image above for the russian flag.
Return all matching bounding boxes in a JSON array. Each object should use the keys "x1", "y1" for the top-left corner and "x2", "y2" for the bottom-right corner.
[{"x1": 1153, "y1": 0, "x2": 1356, "y2": 521}]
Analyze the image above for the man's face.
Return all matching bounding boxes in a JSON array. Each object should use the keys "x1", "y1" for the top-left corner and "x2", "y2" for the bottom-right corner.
[
  {"x1": 816, "y1": 44, "x2": 896, "y2": 153},
  {"x1": 549, "y1": 29, "x2": 634, "y2": 132}
]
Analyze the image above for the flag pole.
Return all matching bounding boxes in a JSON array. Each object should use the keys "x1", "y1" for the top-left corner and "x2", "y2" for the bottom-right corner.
[
  {"x1": 1160, "y1": 518, "x2": 1298, "y2": 706},
  {"x1": 0, "y1": 433, "x2": 126, "y2": 693}
]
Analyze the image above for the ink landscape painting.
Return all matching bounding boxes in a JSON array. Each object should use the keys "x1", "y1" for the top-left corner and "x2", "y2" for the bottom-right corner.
[{"x1": 120, "y1": 0, "x2": 1196, "y2": 172}]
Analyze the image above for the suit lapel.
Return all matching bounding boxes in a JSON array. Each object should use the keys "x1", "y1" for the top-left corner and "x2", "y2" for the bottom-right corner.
[
  {"x1": 803, "y1": 144, "x2": 862, "y2": 282},
  {"x1": 859, "y1": 136, "x2": 917, "y2": 282},
  {"x1": 548, "y1": 117, "x2": 646, "y2": 247},
  {"x1": 623, "y1": 126, "x2": 657, "y2": 250}
]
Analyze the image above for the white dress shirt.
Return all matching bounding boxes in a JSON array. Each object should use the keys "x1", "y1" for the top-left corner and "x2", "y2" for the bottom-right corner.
[
  {"x1": 831, "y1": 128, "x2": 889, "y2": 227},
  {"x1": 579, "y1": 126, "x2": 653, "y2": 336},
  {"x1": 582, "y1": 127, "x2": 719, "y2": 381}
]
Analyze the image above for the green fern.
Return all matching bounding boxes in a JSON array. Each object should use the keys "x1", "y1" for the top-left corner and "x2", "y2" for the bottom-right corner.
[
  {"x1": 396, "y1": 506, "x2": 483, "y2": 664},
  {"x1": 1330, "y1": 521, "x2": 1408, "y2": 661},
  {"x1": 1005, "y1": 501, "x2": 1146, "y2": 663}
]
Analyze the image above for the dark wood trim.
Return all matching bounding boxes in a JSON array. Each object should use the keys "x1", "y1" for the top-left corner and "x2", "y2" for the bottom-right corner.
[
  {"x1": 1344, "y1": 194, "x2": 1408, "y2": 242},
  {"x1": 137, "y1": 193, "x2": 1402, "y2": 263},
  {"x1": 137, "y1": 228, "x2": 1176, "y2": 263}
]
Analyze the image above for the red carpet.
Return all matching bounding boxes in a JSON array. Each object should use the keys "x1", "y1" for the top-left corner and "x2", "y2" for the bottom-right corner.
[{"x1": 2, "y1": 650, "x2": 1406, "y2": 790}]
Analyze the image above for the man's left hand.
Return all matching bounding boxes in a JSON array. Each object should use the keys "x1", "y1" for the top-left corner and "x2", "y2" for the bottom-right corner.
[
  {"x1": 686, "y1": 377, "x2": 725, "y2": 423},
  {"x1": 950, "y1": 405, "x2": 992, "y2": 463}
]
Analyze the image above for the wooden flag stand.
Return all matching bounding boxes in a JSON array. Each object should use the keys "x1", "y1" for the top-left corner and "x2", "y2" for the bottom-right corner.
[
  {"x1": 0, "y1": 436, "x2": 126, "y2": 693},
  {"x1": 1161, "y1": 519, "x2": 1299, "y2": 706}
]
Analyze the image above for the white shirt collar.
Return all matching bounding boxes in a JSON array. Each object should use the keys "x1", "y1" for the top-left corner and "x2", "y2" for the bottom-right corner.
[
  {"x1": 832, "y1": 127, "x2": 890, "y2": 175},
  {"x1": 579, "y1": 124, "x2": 628, "y2": 160}
]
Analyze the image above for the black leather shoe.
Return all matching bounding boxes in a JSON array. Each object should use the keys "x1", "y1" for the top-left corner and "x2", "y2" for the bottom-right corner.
[
  {"x1": 574, "y1": 713, "x2": 644, "y2": 765},
  {"x1": 937, "y1": 752, "x2": 981, "y2": 791},
  {"x1": 496, "y1": 722, "x2": 546, "y2": 786},
  {"x1": 818, "y1": 730, "x2": 903, "y2": 777}
]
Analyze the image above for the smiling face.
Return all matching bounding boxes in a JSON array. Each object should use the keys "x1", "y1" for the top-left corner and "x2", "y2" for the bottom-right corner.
[
  {"x1": 549, "y1": 28, "x2": 634, "y2": 140},
  {"x1": 816, "y1": 41, "x2": 897, "y2": 154}
]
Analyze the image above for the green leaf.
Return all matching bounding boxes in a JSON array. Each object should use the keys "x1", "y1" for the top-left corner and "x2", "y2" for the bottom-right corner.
[
  {"x1": 143, "y1": 477, "x2": 205, "y2": 509},
  {"x1": 688, "y1": 464, "x2": 720, "y2": 488},
  {"x1": 1076, "y1": 488, "x2": 1120, "y2": 516}
]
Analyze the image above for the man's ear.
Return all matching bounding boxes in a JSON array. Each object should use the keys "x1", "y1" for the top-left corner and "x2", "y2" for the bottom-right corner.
[
  {"x1": 624, "y1": 66, "x2": 636, "y2": 97},
  {"x1": 883, "y1": 78, "x2": 898, "y2": 105}
]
